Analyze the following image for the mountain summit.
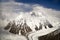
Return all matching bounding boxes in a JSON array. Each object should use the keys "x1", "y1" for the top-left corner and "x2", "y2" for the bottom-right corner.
[{"x1": 4, "y1": 12, "x2": 53, "y2": 36}]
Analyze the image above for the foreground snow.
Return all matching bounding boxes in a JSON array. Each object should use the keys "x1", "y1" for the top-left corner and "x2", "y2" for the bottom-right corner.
[
  {"x1": 0, "y1": 27, "x2": 27, "y2": 40},
  {"x1": 28, "y1": 26, "x2": 59, "y2": 40},
  {"x1": 0, "y1": 26, "x2": 59, "y2": 40}
]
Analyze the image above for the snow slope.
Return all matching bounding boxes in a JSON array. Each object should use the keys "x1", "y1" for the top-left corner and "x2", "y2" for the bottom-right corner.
[
  {"x1": 0, "y1": 27, "x2": 27, "y2": 40},
  {"x1": 14, "y1": 12, "x2": 47, "y2": 31},
  {"x1": 4, "y1": 11, "x2": 60, "y2": 40}
]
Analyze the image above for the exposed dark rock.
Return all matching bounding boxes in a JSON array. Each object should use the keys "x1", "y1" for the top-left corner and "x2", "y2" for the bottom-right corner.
[
  {"x1": 35, "y1": 23, "x2": 42, "y2": 31},
  {"x1": 39, "y1": 23, "x2": 42, "y2": 30},
  {"x1": 38, "y1": 33, "x2": 60, "y2": 40},
  {"x1": 46, "y1": 20, "x2": 53, "y2": 28},
  {"x1": 44, "y1": 26, "x2": 47, "y2": 29},
  {"x1": 48, "y1": 24, "x2": 53, "y2": 28},
  {"x1": 20, "y1": 22, "x2": 32, "y2": 36},
  {"x1": 35, "y1": 25, "x2": 39, "y2": 31},
  {"x1": 42, "y1": 20, "x2": 53, "y2": 29},
  {"x1": 4, "y1": 22, "x2": 11, "y2": 30},
  {"x1": 38, "y1": 29, "x2": 60, "y2": 40},
  {"x1": 4, "y1": 20, "x2": 32, "y2": 36},
  {"x1": 35, "y1": 20, "x2": 53, "y2": 31},
  {"x1": 9, "y1": 21, "x2": 20, "y2": 34}
]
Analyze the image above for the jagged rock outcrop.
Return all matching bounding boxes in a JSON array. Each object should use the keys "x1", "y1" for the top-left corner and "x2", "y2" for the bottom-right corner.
[
  {"x1": 4, "y1": 20, "x2": 53, "y2": 35},
  {"x1": 4, "y1": 20, "x2": 32, "y2": 36}
]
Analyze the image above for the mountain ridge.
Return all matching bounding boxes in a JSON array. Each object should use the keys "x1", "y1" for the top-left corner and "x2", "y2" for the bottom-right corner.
[{"x1": 4, "y1": 12, "x2": 53, "y2": 36}]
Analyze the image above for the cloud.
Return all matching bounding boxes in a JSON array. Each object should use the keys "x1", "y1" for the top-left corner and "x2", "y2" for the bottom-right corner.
[
  {"x1": 0, "y1": 1, "x2": 33, "y2": 27},
  {"x1": 0, "y1": 0, "x2": 60, "y2": 27}
]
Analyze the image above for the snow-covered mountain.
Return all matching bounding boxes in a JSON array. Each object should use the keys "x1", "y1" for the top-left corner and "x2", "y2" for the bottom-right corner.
[
  {"x1": 4, "y1": 11, "x2": 53, "y2": 35},
  {"x1": 4, "y1": 11, "x2": 60, "y2": 40}
]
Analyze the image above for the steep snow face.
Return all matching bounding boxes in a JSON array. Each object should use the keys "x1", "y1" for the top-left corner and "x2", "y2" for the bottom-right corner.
[
  {"x1": 14, "y1": 12, "x2": 47, "y2": 31},
  {"x1": 4, "y1": 11, "x2": 55, "y2": 37}
]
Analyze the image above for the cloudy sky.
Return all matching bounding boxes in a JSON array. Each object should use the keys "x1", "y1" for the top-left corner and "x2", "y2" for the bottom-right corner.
[{"x1": 0, "y1": 0, "x2": 60, "y2": 27}]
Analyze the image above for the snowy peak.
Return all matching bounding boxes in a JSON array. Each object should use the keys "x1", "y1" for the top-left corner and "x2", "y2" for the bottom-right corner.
[
  {"x1": 4, "y1": 12, "x2": 53, "y2": 36},
  {"x1": 14, "y1": 12, "x2": 47, "y2": 30}
]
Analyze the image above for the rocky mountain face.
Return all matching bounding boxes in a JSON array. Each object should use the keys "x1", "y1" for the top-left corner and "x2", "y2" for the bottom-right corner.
[
  {"x1": 4, "y1": 12, "x2": 57, "y2": 40},
  {"x1": 4, "y1": 21, "x2": 32, "y2": 36},
  {"x1": 38, "y1": 29, "x2": 60, "y2": 40}
]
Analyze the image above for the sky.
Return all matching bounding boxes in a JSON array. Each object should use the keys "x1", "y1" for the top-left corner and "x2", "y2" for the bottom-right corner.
[
  {"x1": 15, "y1": 0, "x2": 60, "y2": 10},
  {"x1": 1, "y1": 0, "x2": 60, "y2": 10},
  {"x1": 0, "y1": 0, "x2": 60, "y2": 27},
  {"x1": 15, "y1": 0, "x2": 60, "y2": 4}
]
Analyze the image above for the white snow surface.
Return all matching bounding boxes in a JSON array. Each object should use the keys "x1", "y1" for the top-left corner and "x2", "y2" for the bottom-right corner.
[
  {"x1": 0, "y1": 27, "x2": 27, "y2": 40},
  {"x1": 11, "y1": 11, "x2": 60, "y2": 31},
  {"x1": 13, "y1": 12, "x2": 47, "y2": 31}
]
